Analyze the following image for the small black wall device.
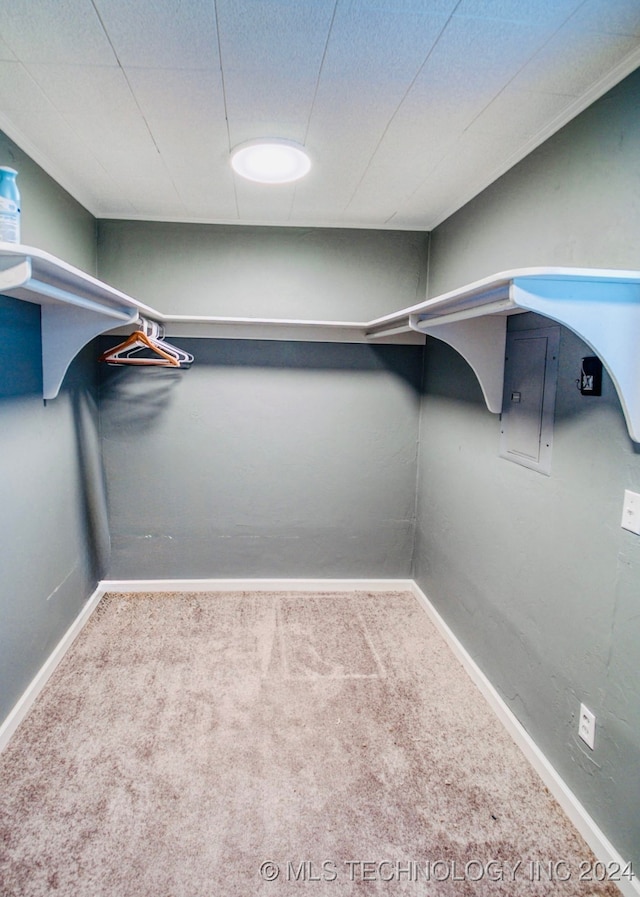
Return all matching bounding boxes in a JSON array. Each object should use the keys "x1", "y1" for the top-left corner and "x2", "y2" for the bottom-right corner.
[{"x1": 579, "y1": 356, "x2": 602, "y2": 396}]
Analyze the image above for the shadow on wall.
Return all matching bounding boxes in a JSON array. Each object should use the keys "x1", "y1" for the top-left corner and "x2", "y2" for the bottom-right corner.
[
  {"x1": 100, "y1": 336, "x2": 423, "y2": 382},
  {"x1": 64, "y1": 346, "x2": 112, "y2": 579},
  {"x1": 425, "y1": 325, "x2": 640, "y2": 457},
  {"x1": 0, "y1": 296, "x2": 42, "y2": 399},
  {"x1": 97, "y1": 337, "x2": 425, "y2": 432},
  {"x1": 422, "y1": 336, "x2": 486, "y2": 408},
  {"x1": 97, "y1": 364, "x2": 182, "y2": 432},
  {"x1": 0, "y1": 299, "x2": 110, "y2": 587}
]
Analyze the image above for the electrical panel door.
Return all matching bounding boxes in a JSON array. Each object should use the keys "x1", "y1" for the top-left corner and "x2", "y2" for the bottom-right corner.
[{"x1": 499, "y1": 326, "x2": 559, "y2": 475}]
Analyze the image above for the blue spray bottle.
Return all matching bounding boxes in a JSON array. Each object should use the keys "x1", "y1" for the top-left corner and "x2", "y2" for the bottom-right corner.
[{"x1": 0, "y1": 166, "x2": 21, "y2": 244}]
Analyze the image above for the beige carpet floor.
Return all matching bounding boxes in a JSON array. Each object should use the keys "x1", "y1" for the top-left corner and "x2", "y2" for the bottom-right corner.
[{"x1": 0, "y1": 591, "x2": 623, "y2": 896}]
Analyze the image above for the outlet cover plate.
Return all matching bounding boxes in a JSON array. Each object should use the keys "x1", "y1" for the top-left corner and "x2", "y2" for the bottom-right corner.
[
  {"x1": 621, "y1": 490, "x2": 640, "y2": 535},
  {"x1": 578, "y1": 703, "x2": 596, "y2": 750}
]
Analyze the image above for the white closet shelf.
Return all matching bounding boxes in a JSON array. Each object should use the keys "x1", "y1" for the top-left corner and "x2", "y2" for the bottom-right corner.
[
  {"x1": 122, "y1": 315, "x2": 423, "y2": 346},
  {"x1": 0, "y1": 243, "x2": 159, "y2": 400},
  {"x1": 0, "y1": 243, "x2": 424, "y2": 399},
  {"x1": 1, "y1": 245, "x2": 639, "y2": 441},
  {"x1": 365, "y1": 266, "x2": 640, "y2": 442}
]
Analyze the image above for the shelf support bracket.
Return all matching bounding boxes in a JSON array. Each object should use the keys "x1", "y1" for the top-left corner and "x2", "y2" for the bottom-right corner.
[
  {"x1": 0, "y1": 257, "x2": 32, "y2": 292},
  {"x1": 410, "y1": 313, "x2": 507, "y2": 413},
  {"x1": 41, "y1": 305, "x2": 139, "y2": 399},
  {"x1": 511, "y1": 277, "x2": 640, "y2": 442}
]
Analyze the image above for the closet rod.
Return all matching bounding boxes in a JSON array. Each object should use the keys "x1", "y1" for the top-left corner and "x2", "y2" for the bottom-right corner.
[{"x1": 29, "y1": 278, "x2": 136, "y2": 322}]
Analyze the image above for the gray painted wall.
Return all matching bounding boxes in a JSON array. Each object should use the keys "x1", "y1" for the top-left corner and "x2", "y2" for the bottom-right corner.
[
  {"x1": 414, "y1": 70, "x2": 640, "y2": 866},
  {"x1": 0, "y1": 131, "x2": 96, "y2": 272},
  {"x1": 428, "y1": 69, "x2": 640, "y2": 295},
  {"x1": 97, "y1": 220, "x2": 428, "y2": 320},
  {"x1": 100, "y1": 338, "x2": 422, "y2": 579},
  {"x1": 0, "y1": 131, "x2": 106, "y2": 724},
  {"x1": 97, "y1": 221, "x2": 427, "y2": 580}
]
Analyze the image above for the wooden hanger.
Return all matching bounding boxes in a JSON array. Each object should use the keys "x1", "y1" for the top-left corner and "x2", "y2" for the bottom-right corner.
[{"x1": 99, "y1": 328, "x2": 181, "y2": 367}]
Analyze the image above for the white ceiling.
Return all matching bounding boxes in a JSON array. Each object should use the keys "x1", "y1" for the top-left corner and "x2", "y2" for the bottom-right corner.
[{"x1": 1, "y1": 0, "x2": 639, "y2": 230}]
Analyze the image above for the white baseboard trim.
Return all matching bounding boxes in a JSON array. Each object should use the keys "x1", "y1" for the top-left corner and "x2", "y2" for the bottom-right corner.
[
  {"x1": 409, "y1": 581, "x2": 639, "y2": 897},
  {"x1": 100, "y1": 577, "x2": 416, "y2": 593},
  {"x1": 0, "y1": 583, "x2": 106, "y2": 754},
  {"x1": 2, "y1": 577, "x2": 636, "y2": 895}
]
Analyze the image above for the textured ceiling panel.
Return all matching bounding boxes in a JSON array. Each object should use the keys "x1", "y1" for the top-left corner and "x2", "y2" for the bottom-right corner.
[
  {"x1": 26, "y1": 64, "x2": 131, "y2": 114},
  {"x1": 0, "y1": 96, "x2": 115, "y2": 211},
  {"x1": 573, "y1": 0, "x2": 640, "y2": 35},
  {"x1": 301, "y1": 4, "x2": 455, "y2": 140},
  {"x1": 454, "y1": 0, "x2": 582, "y2": 25},
  {"x1": 92, "y1": 0, "x2": 220, "y2": 69},
  {"x1": 466, "y1": 87, "x2": 577, "y2": 141},
  {"x1": 60, "y1": 109, "x2": 164, "y2": 176},
  {"x1": 124, "y1": 68, "x2": 229, "y2": 163},
  {"x1": 235, "y1": 179, "x2": 297, "y2": 223},
  {"x1": 511, "y1": 28, "x2": 640, "y2": 96},
  {"x1": 405, "y1": 14, "x2": 562, "y2": 110},
  {"x1": 120, "y1": 178, "x2": 187, "y2": 218},
  {"x1": 217, "y1": 0, "x2": 336, "y2": 149},
  {"x1": 0, "y1": 0, "x2": 638, "y2": 229},
  {"x1": 216, "y1": 0, "x2": 336, "y2": 73},
  {"x1": 340, "y1": 13, "x2": 562, "y2": 221},
  {"x1": 311, "y1": 2, "x2": 454, "y2": 90},
  {"x1": 0, "y1": 62, "x2": 53, "y2": 114},
  {"x1": 0, "y1": 0, "x2": 115, "y2": 65},
  {"x1": 290, "y1": 3, "x2": 461, "y2": 223},
  {"x1": 0, "y1": 36, "x2": 17, "y2": 61},
  {"x1": 389, "y1": 133, "x2": 505, "y2": 228},
  {"x1": 176, "y1": 181, "x2": 238, "y2": 221}
]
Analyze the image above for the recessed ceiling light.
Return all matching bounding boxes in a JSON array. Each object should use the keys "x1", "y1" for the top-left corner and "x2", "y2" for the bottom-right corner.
[{"x1": 230, "y1": 140, "x2": 311, "y2": 184}]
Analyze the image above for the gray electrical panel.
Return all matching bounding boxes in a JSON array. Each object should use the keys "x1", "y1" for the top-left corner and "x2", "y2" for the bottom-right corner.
[{"x1": 499, "y1": 326, "x2": 559, "y2": 475}]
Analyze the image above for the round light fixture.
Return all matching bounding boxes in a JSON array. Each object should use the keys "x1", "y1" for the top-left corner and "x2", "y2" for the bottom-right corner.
[{"x1": 230, "y1": 139, "x2": 311, "y2": 184}]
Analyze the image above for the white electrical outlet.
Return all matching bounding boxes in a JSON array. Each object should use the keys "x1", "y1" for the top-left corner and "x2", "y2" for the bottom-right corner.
[
  {"x1": 621, "y1": 489, "x2": 640, "y2": 535},
  {"x1": 578, "y1": 703, "x2": 596, "y2": 750}
]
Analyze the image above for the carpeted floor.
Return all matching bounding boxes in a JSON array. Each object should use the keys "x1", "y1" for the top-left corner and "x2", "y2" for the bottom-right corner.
[{"x1": 0, "y1": 591, "x2": 623, "y2": 896}]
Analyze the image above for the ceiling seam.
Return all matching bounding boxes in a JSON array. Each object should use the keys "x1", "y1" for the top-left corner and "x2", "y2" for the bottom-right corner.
[
  {"x1": 288, "y1": 0, "x2": 340, "y2": 222},
  {"x1": 458, "y1": 0, "x2": 589, "y2": 137},
  {"x1": 303, "y1": 0, "x2": 340, "y2": 148},
  {"x1": 389, "y1": 0, "x2": 607, "y2": 227},
  {"x1": 88, "y1": 1, "x2": 158, "y2": 156},
  {"x1": 213, "y1": 0, "x2": 240, "y2": 219},
  {"x1": 340, "y1": 0, "x2": 464, "y2": 217},
  {"x1": 89, "y1": 0, "x2": 185, "y2": 215}
]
